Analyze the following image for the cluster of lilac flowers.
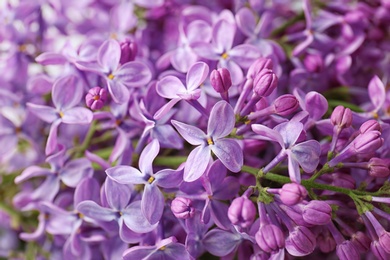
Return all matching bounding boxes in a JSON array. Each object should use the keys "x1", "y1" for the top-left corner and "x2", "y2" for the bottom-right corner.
[{"x1": 2, "y1": 0, "x2": 390, "y2": 259}]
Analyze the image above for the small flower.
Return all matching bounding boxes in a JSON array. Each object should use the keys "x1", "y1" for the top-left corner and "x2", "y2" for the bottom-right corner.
[{"x1": 85, "y1": 87, "x2": 107, "y2": 110}]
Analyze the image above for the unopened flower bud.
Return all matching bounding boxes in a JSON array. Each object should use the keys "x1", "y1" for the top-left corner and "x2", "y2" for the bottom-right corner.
[
  {"x1": 285, "y1": 226, "x2": 316, "y2": 256},
  {"x1": 255, "y1": 224, "x2": 285, "y2": 253},
  {"x1": 273, "y1": 94, "x2": 299, "y2": 116},
  {"x1": 304, "y1": 54, "x2": 323, "y2": 73},
  {"x1": 171, "y1": 197, "x2": 194, "y2": 219},
  {"x1": 247, "y1": 58, "x2": 273, "y2": 79},
  {"x1": 331, "y1": 106, "x2": 352, "y2": 129},
  {"x1": 317, "y1": 230, "x2": 336, "y2": 253},
  {"x1": 379, "y1": 232, "x2": 390, "y2": 254},
  {"x1": 360, "y1": 120, "x2": 381, "y2": 134},
  {"x1": 253, "y1": 69, "x2": 278, "y2": 97},
  {"x1": 368, "y1": 158, "x2": 390, "y2": 178},
  {"x1": 210, "y1": 68, "x2": 232, "y2": 93},
  {"x1": 279, "y1": 183, "x2": 307, "y2": 206},
  {"x1": 85, "y1": 87, "x2": 107, "y2": 110},
  {"x1": 371, "y1": 240, "x2": 390, "y2": 260},
  {"x1": 331, "y1": 172, "x2": 356, "y2": 189},
  {"x1": 337, "y1": 240, "x2": 360, "y2": 260},
  {"x1": 351, "y1": 231, "x2": 371, "y2": 253},
  {"x1": 302, "y1": 201, "x2": 332, "y2": 225},
  {"x1": 228, "y1": 196, "x2": 256, "y2": 228},
  {"x1": 353, "y1": 130, "x2": 383, "y2": 154},
  {"x1": 119, "y1": 39, "x2": 137, "y2": 64}
]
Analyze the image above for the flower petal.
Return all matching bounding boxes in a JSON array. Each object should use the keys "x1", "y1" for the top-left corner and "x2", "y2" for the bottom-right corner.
[
  {"x1": 104, "y1": 178, "x2": 132, "y2": 210},
  {"x1": 208, "y1": 100, "x2": 235, "y2": 139},
  {"x1": 156, "y1": 76, "x2": 186, "y2": 99},
  {"x1": 368, "y1": 75, "x2": 386, "y2": 111},
  {"x1": 290, "y1": 140, "x2": 321, "y2": 173},
  {"x1": 274, "y1": 121, "x2": 303, "y2": 148},
  {"x1": 139, "y1": 139, "x2": 160, "y2": 175},
  {"x1": 98, "y1": 39, "x2": 120, "y2": 73},
  {"x1": 77, "y1": 201, "x2": 116, "y2": 222},
  {"x1": 142, "y1": 184, "x2": 164, "y2": 224},
  {"x1": 203, "y1": 229, "x2": 241, "y2": 257},
  {"x1": 15, "y1": 166, "x2": 52, "y2": 184},
  {"x1": 171, "y1": 120, "x2": 206, "y2": 145},
  {"x1": 122, "y1": 201, "x2": 159, "y2": 233},
  {"x1": 184, "y1": 145, "x2": 211, "y2": 182},
  {"x1": 186, "y1": 62, "x2": 209, "y2": 91},
  {"x1": 211, "y1": 139, "x2": 243, "y2": 172},
  {"x1": 26, "y1": 103, "x2": 58, "y2": 123},
  {"x1": 52, "y1": 75, "x2": 84, "y2": 110},
  {"x1": 213, "y1": 19, "x2": 235, "y2": 53},
  {"x1": 62, "y1": 107, "x2": 93, "y2": 125},
  {"x1": 115, "y1": 61, "x2": 152, "y2": 87},
  {"x1": 107, "y1": 79, "x2": 130, "y2": 104},
  {"x1": 155, "y1": 167, "x2": 184, "y2": 188},
  {"x1": 106, "y1": 166, "x2": 145, "y2": 184}
]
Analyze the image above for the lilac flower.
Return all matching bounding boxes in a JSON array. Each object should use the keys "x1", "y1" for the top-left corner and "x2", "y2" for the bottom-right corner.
[
  {"x1": 123, "y1": 236, "x2": 190, "y2": 260},
  {"x1": 106, "y1": 139, "x2": 184, "y2": 224},
  {"x1": 26, "y1": 75, "x2": 93, "y2": 155},
  {"x1": 76, "y1": 39, "x2": 152, "y2": 104},
  {"x1": 155, "y1": 62, "x2": 209, "y2": 120},
  {"x1": 252, "y1": 121, "x2": 321, "y2": 183},
  {"x1": 172, "y1": 101, "x2": 243, "y2": 182}
]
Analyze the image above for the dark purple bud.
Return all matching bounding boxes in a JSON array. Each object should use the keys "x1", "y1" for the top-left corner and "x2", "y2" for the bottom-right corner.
[
  {"x1": 353, "y1": 130, "x2": 383, "y2": 154},
  {"x1": 336, "y1": 240, "x2": 360, "y2": 260},
  {"x1": 210, "y1": 68, "x2": 232, "y2": 93},
  {"x1": 170, "y1": 197, "x2": 195, "y2": 219},
  {"x1": 255, "y1": 224, "x2": 285, "y2": 253},
  {"x1": 85, "y1": 87, "x2": 107, "y2": 110},
  {"x1": 253, "y1": 69, "x2": 278, "y2": 97},
  {"x1": 368, "y1": 158, "x2": 390, "y2": 178},
  {"x1": 351, "y1": 231, "x2": 371, "y2": 253},
  {"x1": 285, "y1": 226, "x2": 316, "y2": 256},
  {"x1": 247, "y1": 58, "x2": 273, "y2": 79},
  {"x1": 317, "y1": 230, "x2": 336, "y2": 253},
  {"x1": 303, "y1": 54, "x2": 323, "y2": 73},
  {"x1": 227, "y1": 196, "x2": 256, "y2": 228},
  {"x1": 279, "y1": 183, "x2": 307, "y2": 206},
  {"x1": 119, "y1": 39, "x2": 137, "y2": 64},
  {"x1": 331, "y1": 106, "x2": 352, "y2": 129},
  {"x1": 273, "y1": 94, "x2": 299, "y2": 116},
  {"x1": 359, "y1": 120, "x2": 381, "y2": 134},
  {"x1": 302, "y1": 201, "x2": 332, "y2": 225}
]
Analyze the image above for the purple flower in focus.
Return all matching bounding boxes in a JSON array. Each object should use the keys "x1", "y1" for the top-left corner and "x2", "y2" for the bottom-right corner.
[
  {"x1": 76, "y1": 39, "x2": 152, "y2": 104},
  {"x1": 252, "y1": 121, "x2": 321, "y2": 183},
  {"x1": 85, "y1": 87, "x2": 107, "y2": 110},
  {"x1": 172, "y1": 101, "x2": 243, "y2": 182},
  {"x1": 27, "y1": 75, "x2": 93, "y2": 155},
  {"x1": 106, "y1": 139, "x2": 184, "y2": 224}
]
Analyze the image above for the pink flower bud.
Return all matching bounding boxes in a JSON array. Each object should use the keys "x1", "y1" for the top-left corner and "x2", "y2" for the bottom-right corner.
[
  {"x1": 317, "y1": 230, "x2": 336, "y2": 253},
  {"x1": 253, "y1": 69, "x2": 278, "y2": 97},
  {"x1": 85, "y1": 87, "x2": 107, "y2": 110},
  {"x1": 170, "y1": 197, "x2": 194, "y2": 219},
  {"x1": 336, "y1": 240, "x2": 360, "y2": 260},
  {"x1": 351, "y1": 231, "x2": 371, "y2": 253},
  {"x1": 255, "y1": 224, "x2": 285, "y2": 253},
  {"x1": 303, "y1": 54, "x2": 323, "y2": 73},
  {"x1": 228, "y1": 196, "x2": 256, "y2": 228},
  {"x1": 247, "y1": 58, "x2": 273, "y2": 79},
  {"x1": 285, "y1": 226, "x2": 316, "y2": 256},
  {"x1": 210, "y1": 68, "x2": 232, "y2": 93},
  {"x1": 302, "y1": 201, "x2": 332, "y2": 225},
  {"x1": 279, "y1": 183, "x2": 307, "y2": 206},
  {"x1": 119, "y1": 39, "x2": 137, "y2": 64},
  {"x1": 273, "y1": 94, "x2": 299, "y2": 116},
  {"x1": 331, "y1": 105, "x2": 352, "y2": 129},
  {"x1": 353, "y1": 130, "x2": 383, "y2": 154},
  {"x1": 368, "y1": 158, "x2": 390, "y2": 178},
  {"x1": 360, "y1": 120, "x2": 381, "y2": 134}
]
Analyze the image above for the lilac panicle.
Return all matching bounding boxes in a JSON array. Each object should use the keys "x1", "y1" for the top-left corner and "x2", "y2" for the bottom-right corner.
[{"x1": 172, "y1": 100, "x2": 243, "y2": 182}]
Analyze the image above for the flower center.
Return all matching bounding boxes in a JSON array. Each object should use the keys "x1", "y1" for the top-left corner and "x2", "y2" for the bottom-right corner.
[
  {"x1": 207, "y1": 137, "x2": 214, "y2": 145},
  {"x1": 221, "y1": 52, "x2": 229, "y2": 60},
  {"x1": 148, "y1": 176, "x2": 155, "y2": 184},
  {"x1": 108, "y1": 74, "x2": 115, "y2": 80},
  {"x1": 59, "y1": 111, "x2": 64, "y2": 118},
  {"x1": 93, "y1": 95, "x2": 100, "y2": 101}
]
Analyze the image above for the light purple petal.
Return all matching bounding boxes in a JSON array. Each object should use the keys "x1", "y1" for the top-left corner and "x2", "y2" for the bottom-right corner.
[
  {"x1": 171, "y1": 47, "x2": 197, "y2": 73},
  {"x1": 292, "y1": 33, "x2": 314, "y2": 57},
  {"x1": 123, "y1": 245, "x2": 155, "y2": 260},
  {"x1": 153, "y1": 98, "x2": 181, "y2": 120},
  {"x1": 252, "y1": 124, "x2": 284, "y2": 146},
  {"x1": 61, "y1": 107, "x2": 93, "y2": 125},
  {"x1": 186, "y1": 20, "x2": 212, "y2": 43},
  {"x1": 26, "y1": 103, "x2": 58, "y2": 123},
  {"x1": 368, "y1": 75, "x2": 385, "y2": 111},
  {"x1": 213, "y1": 176, "x2": 240, "y2": 200},
  {"x1": 210, "y1": 200, "x2": 231, "y2": 230},
  {"x1": 60, "y1": 158, "x2": 92, "y2": 187},
  {"x1": 46, "y1": 119, "x2": 61, "y2": 155},
  {"x1": 77, "y1": 201, "x2": 116, "y2": 222},
  {"x1": 186, "y1": 62, "x2": 209, "y2": 91},
  {"x1": 274, "y1": 121, "x2": 303, "y2": 148},
  {"x1": 142, "y1": 184, "x2": 164, "y2": 224},
  {"x1": 211, "y1": 139, "x2": 243, "y2": 172},
  {"x1": 190, "y1": 42, "x2": 220, "y2": 60},
  {"x1": 52, "y1": 75, "x2": 83, "y2": 110},
  {"x1": 291, "y1": 140, "x2": 321, "y2": 173},
  {"x1": 206, "y1": 160, "x2": 227, "y2": 189},
  {"x1": 106, "y1": 165, "x2": 145, "y2": 184},
  {"x1": 119, "y1": 220, "x2": 143, "y2": 244},
  {"x1": 110, "y1": 129, "x2": 129, "y2": 163},
  {"x1": 115, "y1": 61, "x2": 152, "y2": 87},
  {"x1": 222, "y1": 59, "x2": 244, "y2": 85},
  {"x1": 156, "y1": 76, "x2": 186, "y2": 99},
  {"x1": 229, "y1": 44, "x2": 261, "y2": 68},
  {"x1": 171, "y1": 120, "x2": 206, "y2": 145},
  {"x1": 98, "y1": 39, "x2": 120, "y2": 73},
  {"x1": 107, "y1": 79, "x2": 130, "y2": 104},
  {"x1": 184, "y1": 145, "x2": 211, "y2": 182},
  {"x1": 139, "y1": 139, "x2": 160, "y2": 175},
  {"x1": 287, "y1": 152, "x2": 301, "y2": 183},
  {"x1": 35, "y1": 52, "x2": 68, "y2": 65},
  {"x1": 213, "y1": 19, "x2": 235, "y2": 53},
  {"x1": 75, "y1": 61, "x2": 104, "y2": 74},
  {"x1": 155, "y1": 168, "x2": 184, "y2": 188},
  {"x1": 208, "y1": 100, "x2": 235, "y2": 138},
  {"x1": 14, "y1": 166, "x2": 52, "y2": 184},
  {"x1": 122, "y1": 201, "x2": 159, "y2": 233},
  {"x1": 235, "y1": 7, "x2": 256, "y2": 37},
  {"x1": 152, "y1": 124, "x2": 183, "y2": 149},
  {"x1": 105, "y1": 178, "x2": 131, "y2": 210},
  {"x1": 203, "y1": 229, "x2": 241, "y2": 257},
  {"x1": 74, "y1": 177, "x2": 100, "y2": 206}
]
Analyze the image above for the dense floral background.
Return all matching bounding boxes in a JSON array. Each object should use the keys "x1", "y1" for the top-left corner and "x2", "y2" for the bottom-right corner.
[{"x1": 1, "y1": 0, "x2": 390, "y2": 259}]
